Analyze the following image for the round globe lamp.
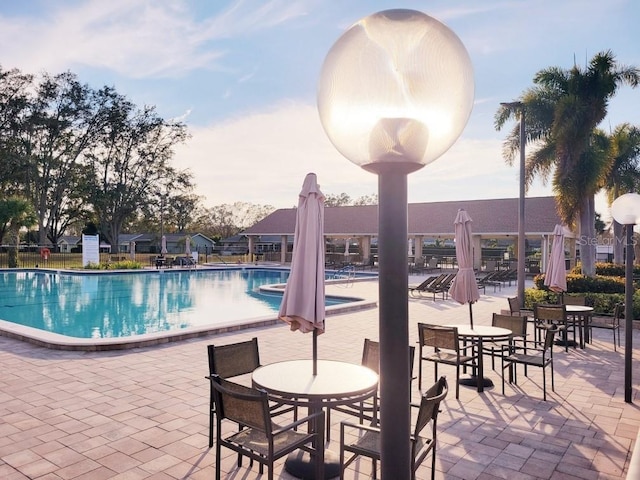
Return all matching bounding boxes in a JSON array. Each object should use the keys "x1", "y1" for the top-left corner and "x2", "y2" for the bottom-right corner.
[
  {"x1": 611, "y1": 192, "x2": 640, "y2": 403},
  {"x1": 318, "y1": 9, "x2": 474, "y2": 477}
]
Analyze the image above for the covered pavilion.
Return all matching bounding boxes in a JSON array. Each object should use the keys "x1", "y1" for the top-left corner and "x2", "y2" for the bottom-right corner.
[{"x1": 244, "y1": 196, "x2": 574, "y2": 272}]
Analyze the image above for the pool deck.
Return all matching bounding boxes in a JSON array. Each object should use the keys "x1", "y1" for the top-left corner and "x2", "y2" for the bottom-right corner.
[{"x1": 0, "y1": 273, "x2": 639, "y2": 479}]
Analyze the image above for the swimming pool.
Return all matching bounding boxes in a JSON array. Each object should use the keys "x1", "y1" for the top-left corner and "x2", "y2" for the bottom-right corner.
[{"x1": 0, "y1": 268, "x2": 374, "y2": 350}]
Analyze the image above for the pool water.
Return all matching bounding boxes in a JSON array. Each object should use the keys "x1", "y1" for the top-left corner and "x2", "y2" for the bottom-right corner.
[{"x1": 0, "y1": 269, "x2": 352, "y2": 339}]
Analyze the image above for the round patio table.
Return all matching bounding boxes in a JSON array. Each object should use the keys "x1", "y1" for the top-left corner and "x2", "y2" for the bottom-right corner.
[
  {"x1": 444, "y1": 324, "x2": 512, "y2": 393},
  {"x1": 565, "y1": 304, "x2": 594, "y2": 348},
  {"x1": 252, "y1": 359, "x2": 378, "y2": 479}
]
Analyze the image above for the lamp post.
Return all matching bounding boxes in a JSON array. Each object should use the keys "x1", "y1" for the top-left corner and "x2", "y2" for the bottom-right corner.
[
  {"x1": 610, "y1": 192, "x2": 640, "y2": 403},
  {"x1": 318, "y1": 10, "x2": 474, "y2": 478},
  {"x1": 500, "y1": 101, "x2": 526, "y2": 308}
]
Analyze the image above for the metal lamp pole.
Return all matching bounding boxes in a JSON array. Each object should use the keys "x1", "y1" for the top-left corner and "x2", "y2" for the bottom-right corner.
[
  {"x1": 624, "y1": 223, "x2": 633, "y2": 403},
  {"x1": 611, "y1": 192, "x2": 640, "y2": 404},
  {"x1": 317, "y1": 10, "x2": 474, "y2": 477},
  {"x1": 501, "y1": 101, "x2": 526, "y2": 308}
]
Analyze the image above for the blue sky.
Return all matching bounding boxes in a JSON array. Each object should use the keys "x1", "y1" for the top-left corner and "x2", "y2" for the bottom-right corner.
[{"x1": 1, "y1": 0, "x2": 639, "y2": 215}]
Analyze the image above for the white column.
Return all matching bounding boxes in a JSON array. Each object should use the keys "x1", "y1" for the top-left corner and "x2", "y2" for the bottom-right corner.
[
  {"x1": 472, "y1": 235, "x2": 482, "y2": 270},
  {"x1": 280, "y1": 235, "x2": 287, "y2": 264}
]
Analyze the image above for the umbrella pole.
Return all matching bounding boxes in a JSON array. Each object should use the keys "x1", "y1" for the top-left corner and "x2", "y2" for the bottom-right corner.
[
  {"x1": 312, "y1": 329, "x2": 318, "y2": 376},
  {"x1": 469, "y1": 302, "x2": 474, "y2": 329}
]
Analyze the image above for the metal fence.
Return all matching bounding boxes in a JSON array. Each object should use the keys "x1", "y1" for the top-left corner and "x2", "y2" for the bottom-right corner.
[{"x1": 0, "y1": 246, "x2": 241, "y2": 269}]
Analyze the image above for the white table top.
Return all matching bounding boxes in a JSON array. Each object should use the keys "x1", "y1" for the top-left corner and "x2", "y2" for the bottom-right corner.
[
  {"x1": 252, "y1": 359, "x2": 378, "y2": 402},
  {"x1": 444, "y1": 324, "x2": 513, "y2": 338},
  {"x1": 565, "y1": 305, "x2": 594, "y2": 313}
]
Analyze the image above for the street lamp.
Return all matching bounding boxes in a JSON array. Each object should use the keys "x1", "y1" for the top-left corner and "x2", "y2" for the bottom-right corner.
[
  {"x1": 500, "y1": 101, "x2": 526, "y2": 309},
  {"x1": 318, "y1": 9, "x2": 474, "y2": 478},
  {"x1": 610, "y1": 192, "x2": 640, "y2": 403}
]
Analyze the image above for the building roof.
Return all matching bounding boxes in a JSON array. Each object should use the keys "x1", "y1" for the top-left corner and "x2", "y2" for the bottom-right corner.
[{"x1": 243, "y1": 196, "x2": 565, "y2": 238}]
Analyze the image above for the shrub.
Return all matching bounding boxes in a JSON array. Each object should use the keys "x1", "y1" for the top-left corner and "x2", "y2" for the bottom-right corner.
[
  {"x1": 83, "y1": 260, "x2": 142, "y2": 270},
  {"x1": 524, "y1": 288, "x2": 640, "y2": 318},
  {"x1": 533, "y1": 273, "x2": 625, "y2": 294},
  {"x1": 570, "y1": 262, "x2": 640, "y2": 277}
]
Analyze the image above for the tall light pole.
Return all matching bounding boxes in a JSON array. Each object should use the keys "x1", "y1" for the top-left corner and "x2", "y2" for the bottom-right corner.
[
  {"x1": 318, "y1": 10, "x2": 474, "y2": 478},
  {"x1": 611, "y1": 192, "x2": 640, "y2": 403},
  {"x1": 501, "y1": 101, "x2": 526, "y2": 308}
]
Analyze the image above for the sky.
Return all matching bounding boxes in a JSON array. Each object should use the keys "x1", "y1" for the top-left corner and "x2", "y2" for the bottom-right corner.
[{"x1": 1, "y1": 0, "x2": 639, "y2": 217}]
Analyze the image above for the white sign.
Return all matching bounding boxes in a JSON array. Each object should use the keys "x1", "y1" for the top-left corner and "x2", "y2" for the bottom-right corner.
[{"x1": 82, "y1": 234, "x2": 100, "y2": 267}]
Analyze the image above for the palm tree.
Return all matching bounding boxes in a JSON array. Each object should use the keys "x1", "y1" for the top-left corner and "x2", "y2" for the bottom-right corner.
[
  {"x1": 495, "y1": 50, "x2": 639, "y2": 276},
  {"x1": 601, "y1": 123, "x2": 640, "y2": 263}
]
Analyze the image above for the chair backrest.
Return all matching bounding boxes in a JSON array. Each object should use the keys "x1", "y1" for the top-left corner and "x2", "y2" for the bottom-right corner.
[
  {"x1": 414, "y1": 376, "x2": 448, "y2": 437},
  {"x1": 542, "y1": 328, "x2": 558, "y2": 352},
  {"x1": 507, "y1": 297, "x2": 520, "y2": 315},
  {"x1": 210, "y1": 375, "x2": 271, "y2": 433},
  {"x1": 534, "y1": 304, "x2": 567, "y2": 323},
  {"x1": 208, "y1": 337, "x2": 261, "y2": 378},
  {"x1": 418, "y1": 324, "x2": 459, "y2": 352},
  {"x1": 416, "y1": 276, "x2": 436, "y2": 290},
  {"x1": 492, "y1": 313, "x2": 527, "y2": 337},
  {"x1": 362, "y1": 338, "x2": 416, "y2": 378},
  {"x1": 613, "y1": 303, "x2": 624, "y2": 326},
  {"x1": 563, "y1": 295, "x2": 586, "y2": 306},
  {"x1": 362, "y1": 338, "x2": 380, "y2": 374},
  {"x1": 428, "y1": 273, "x2": 447, "y2": 287}
]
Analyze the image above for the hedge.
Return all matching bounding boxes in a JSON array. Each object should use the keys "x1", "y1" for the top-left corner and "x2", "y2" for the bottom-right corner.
[{"x1": 528, "y1": 261, "x2": 640, "y2": 317}]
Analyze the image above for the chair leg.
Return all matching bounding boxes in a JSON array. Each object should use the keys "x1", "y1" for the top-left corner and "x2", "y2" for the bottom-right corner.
[
  {"x1": 209, "y1": 403, "x2": 214, "y2": 448},
  {"x1": 455, "y1": 365, "x2": 460, "y2": 400},
  {"x1": 215, "y1": 438, "x2": 222, "y2": 480},
  {"x1": 542, "y1": 365, "x2": 547, "y2": 401},
  {"x1": 431, "y1": 444, "x2": 437, "y2": 480}
]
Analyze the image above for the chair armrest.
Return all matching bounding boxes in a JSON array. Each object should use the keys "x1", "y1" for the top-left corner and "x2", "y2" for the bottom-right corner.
[
  {"x1": 459, "y1": 341, "x2": 479, "y2": 353},
  {"x1": 340, "y1": 420, "x2": 381, "y2": 436},
  {"x1": 272, "y1": 410, "x2": 325, "y2": 436}
]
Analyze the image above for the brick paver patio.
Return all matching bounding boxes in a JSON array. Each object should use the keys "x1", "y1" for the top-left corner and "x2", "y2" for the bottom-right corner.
[{"x1": 0, "y1": 274, "x2": 638, "y2": 479}]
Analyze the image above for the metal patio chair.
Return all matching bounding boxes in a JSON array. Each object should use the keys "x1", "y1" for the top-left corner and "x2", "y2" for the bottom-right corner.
[{"x1": 339, "y1": 376, "x2": 448, "y2": 480}]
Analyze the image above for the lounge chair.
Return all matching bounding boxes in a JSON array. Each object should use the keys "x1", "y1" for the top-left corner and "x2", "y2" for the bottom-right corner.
[
  {"x1": 477, "y1": 271, "x2": 502, "y2": 291},
  {"x1": 423, "y1": 273, "x2": 456, "y2": 300},
  {"x1": 408, "y1": 276, "x2": 439, "y2": 297},
  {"x1": 411, "y1": 273, "x2": 448, "y2": 300}
]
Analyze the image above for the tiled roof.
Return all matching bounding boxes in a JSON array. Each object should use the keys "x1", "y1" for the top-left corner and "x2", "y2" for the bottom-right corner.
[{"x1": 243, "y1": 196, "x2": 563, "y2": 237}]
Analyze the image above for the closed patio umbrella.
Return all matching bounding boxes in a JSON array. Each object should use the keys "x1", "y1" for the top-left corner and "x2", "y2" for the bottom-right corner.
[
  {"x1": 279, "y1": 173, "x2": 325, "y2": 375},
  {"x1": 129, "y1": 241, "x2": 136, "y2": 261},
  {"x1": 449, "y1": 209, "x2": 480, "y2": 328},
  {"x1": 161, "y1": 235, "x2": 168, "y2": 255},
  {"x1": 185, "y1": 235, "x2": 191, "y2": 256},
  {"x1": 545, "y1": 224, "x2": 567, "y2": 294}
]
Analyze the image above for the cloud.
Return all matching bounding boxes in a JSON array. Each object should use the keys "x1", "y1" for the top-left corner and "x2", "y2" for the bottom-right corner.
[
  {"x1": 173, "y1": 101, "x2": 375, "y2": 208},
  {"x1": 172, "y1": 100, "x2": 551, "y2": 209},
  {"x1": 0, "y1": 0, "x2": 313, "y2": 78}
]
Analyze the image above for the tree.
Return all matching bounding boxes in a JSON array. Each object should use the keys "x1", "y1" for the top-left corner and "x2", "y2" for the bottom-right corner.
[
  {"x1": 0, "y1": 197, "x2": 37, "y2": 267},
  {"x1": 496, "y1": 50, "x2": 639, "y2": 276},
  {"x1": 0, "y1": 67, "x2": 33, "y2": 195},
  {"x1": 83, "y1": 89, "x2": 189, "y2": 247},
  {"x1": 192, "y1": 202, "x2": 275, "y2": 240},
  {"x1": 324, "y1": 192, "x2": 377, "y2": 207},
  {"x1": 324, "y1": 193, "x2": 352, "y2": 207},
  {"x1": 18, "y1": 72, "x2": 107, "y2": 245},
  {"x1": 601, "y1": 123, "x2": 640, "y2": 263}
]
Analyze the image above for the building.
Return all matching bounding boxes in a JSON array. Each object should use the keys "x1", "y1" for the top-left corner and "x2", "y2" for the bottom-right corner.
[{"x1": 243, "y1": 196, "x2": 574, "y2": 271}]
